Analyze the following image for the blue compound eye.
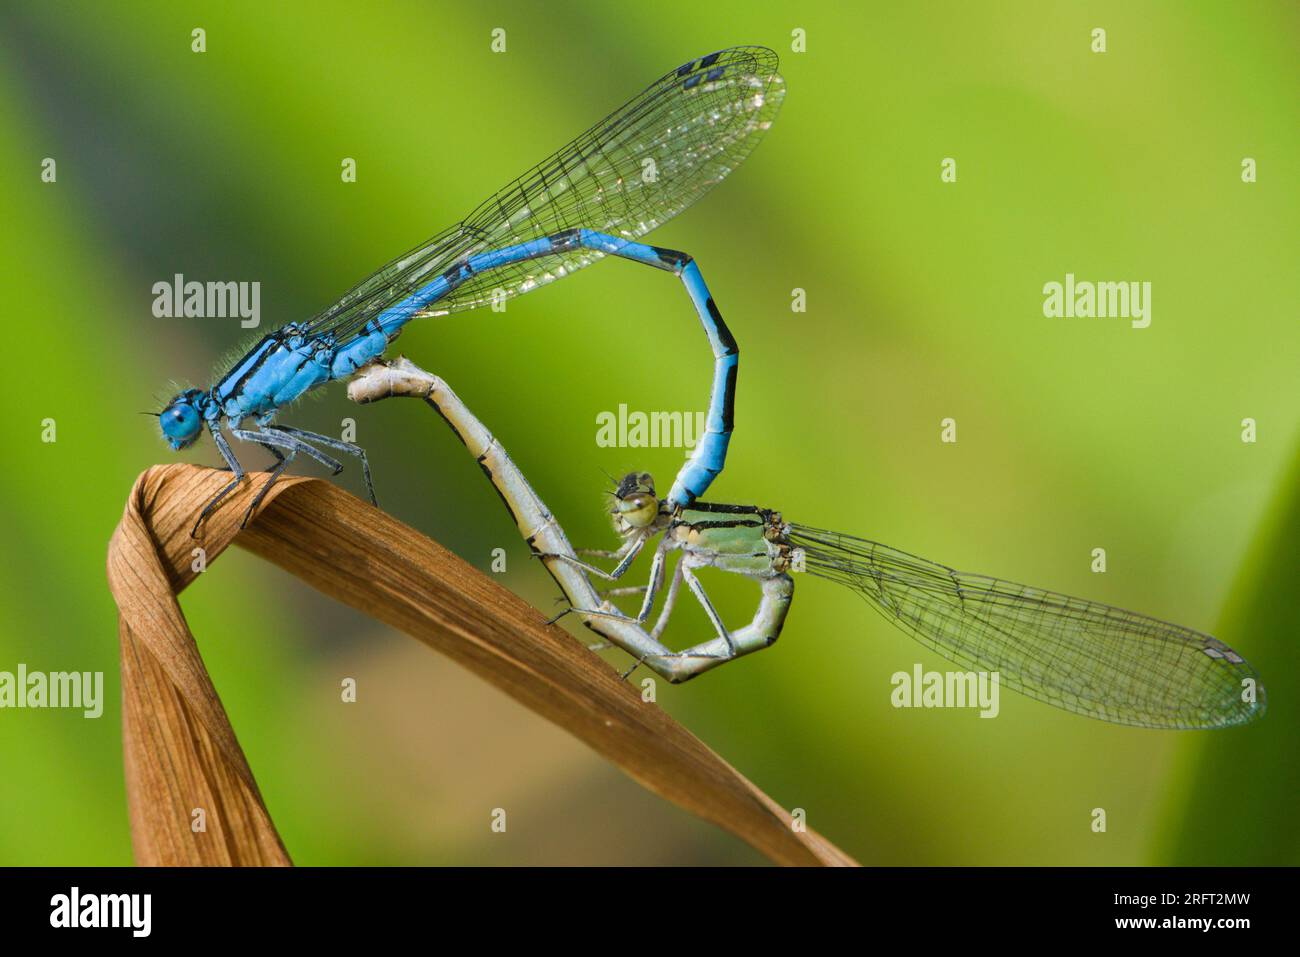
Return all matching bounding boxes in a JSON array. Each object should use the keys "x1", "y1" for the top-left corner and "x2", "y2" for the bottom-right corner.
[{"x1": 160, "y1": 398, "x2": 203, "y2": 449}]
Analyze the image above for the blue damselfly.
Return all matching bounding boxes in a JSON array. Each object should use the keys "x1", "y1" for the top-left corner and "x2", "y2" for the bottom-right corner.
[{"x1": 155, "y1": 47, "x2": 784, "y2": 533}]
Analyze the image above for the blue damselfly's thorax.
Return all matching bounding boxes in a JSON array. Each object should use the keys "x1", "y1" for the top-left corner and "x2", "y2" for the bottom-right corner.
[{"x1": 155, "y1": 320, "x2": 385, "y2": 451}]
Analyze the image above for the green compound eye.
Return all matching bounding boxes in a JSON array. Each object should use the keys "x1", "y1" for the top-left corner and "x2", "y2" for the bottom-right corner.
[{"x1": 617, "y1": 493, "x2": 659, "y2": 528}]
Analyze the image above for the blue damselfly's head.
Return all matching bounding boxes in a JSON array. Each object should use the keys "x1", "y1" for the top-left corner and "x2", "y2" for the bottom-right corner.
[
  {"x1": 611, "y1": 472, "x2": 660, "y2": 531},
  {"x1": 158, "y1": 389, "x2": 207, "y2": 450}
]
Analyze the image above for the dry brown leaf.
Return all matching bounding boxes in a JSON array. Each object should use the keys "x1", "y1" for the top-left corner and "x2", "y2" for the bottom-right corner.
[{"x1": 106, "y1": 463, "x2": 858, "y2": 866}]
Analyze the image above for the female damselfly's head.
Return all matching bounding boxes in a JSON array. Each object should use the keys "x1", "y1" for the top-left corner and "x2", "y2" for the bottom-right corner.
[
  {"x1": 157, "y1": 389, "x2": 208, "y2": 450},
  {"x1": 610, "y1": 471, "x2": 660, "y2": 532}
]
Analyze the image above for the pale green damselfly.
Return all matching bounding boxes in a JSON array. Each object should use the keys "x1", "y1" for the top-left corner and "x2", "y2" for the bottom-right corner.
[{"x1": 348, "y1": 357, "x2": 1265, "y2": 730}]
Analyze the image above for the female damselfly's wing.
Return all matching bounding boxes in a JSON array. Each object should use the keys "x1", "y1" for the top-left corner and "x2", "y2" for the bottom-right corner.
[
  {"x1": 303, "y1": 46, "x2": 784, "y2": 341},
  {"x1": 787, "y1": 525, "x2": 1265, "y2": 729}
]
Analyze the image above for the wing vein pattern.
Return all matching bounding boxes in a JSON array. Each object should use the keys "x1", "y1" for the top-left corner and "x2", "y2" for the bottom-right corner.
[
  {"x1": 788, "y1": 525, "x2": 1264, "y2": 729},
  {"x1": 303, "y1": 47, "x2": 785, "y2": 341}
]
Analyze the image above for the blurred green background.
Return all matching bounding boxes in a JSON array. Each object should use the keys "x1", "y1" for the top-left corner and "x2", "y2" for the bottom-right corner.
[{"x1": 0, "y1": 1, "x2": 1296, "y2": 865}]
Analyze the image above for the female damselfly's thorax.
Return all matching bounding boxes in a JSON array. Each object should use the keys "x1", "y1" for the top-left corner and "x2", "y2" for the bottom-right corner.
[{"x1": 667, "y1": 502, "x2": 798, "y2": 576}]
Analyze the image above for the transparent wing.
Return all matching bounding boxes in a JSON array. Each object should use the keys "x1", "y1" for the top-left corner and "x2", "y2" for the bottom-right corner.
[
  {"x1": 787, "y1": 525, "x2": 1266, "y2": 729},
  {"x1": 303, "y1": 46, "x2": 785, "y2": 341}
]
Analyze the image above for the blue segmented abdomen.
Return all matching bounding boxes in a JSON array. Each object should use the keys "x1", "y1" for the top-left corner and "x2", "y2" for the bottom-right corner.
[
  {"x1": 329, "y1": 321, "x2": 389, "y2": 379},
  {"x1": 664, "y1": 259, "x2": 737, "y2": 508},
  {"x1": 321, "y1": 227, "x2": 739, "y2": 507},
  {"x1": 372, "y1": 236, "x2": 559, "y2": 339}
]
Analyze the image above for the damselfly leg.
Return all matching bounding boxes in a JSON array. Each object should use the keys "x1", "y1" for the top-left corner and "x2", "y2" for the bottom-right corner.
[
  {"x1": 264, "y1": 425, "x2": 376, "y2": 506},
  {"x1": 535, "y1": 531, "x2": 650, "y2": 581},
  {"x1": 192, "y1": 422, "x2": 248, "y2": 536},
  {"x1": 651, "y1": 562, "x2": 685, "y2": 641},
  {"x1": 679, "y1": 563, "x2": 738, "y2": 656},
  {"x1": 547, "y1": 538, "x2": 670, "y2": 626},
  {"x1": 240, "y1": 444, "x2": 293, "y2": 528},
  {"x1": 192, "y1": 424, "x2": 373, "y2": 534}
]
